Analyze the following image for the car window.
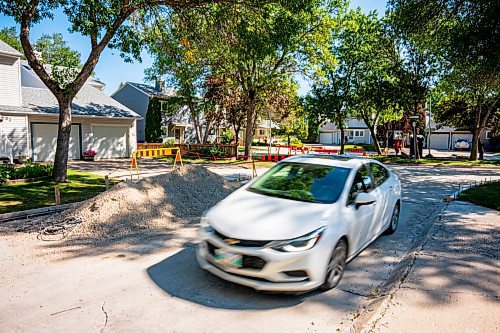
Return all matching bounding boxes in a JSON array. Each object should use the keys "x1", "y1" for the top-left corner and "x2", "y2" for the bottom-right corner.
[
  {"x1": 347, "y1": 165, "x2": 372, "y2": 206},
  {"x1": 370, "y1": 163, "x2": 389, "y2": 188},
  {"x1": 248, "y1": 162, "x2": 351, "y2": 204}
]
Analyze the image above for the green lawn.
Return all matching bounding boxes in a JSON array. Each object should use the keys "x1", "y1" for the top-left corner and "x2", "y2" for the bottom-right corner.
[
  {"x1": 373, "y1": 156, "x2": 500, "y2": 167},
  {"x1": 0, "y1": 170, "x2": 117, "y2": 214},
  {"x1": 459, "y1": 181, "x2": 500, "y2": 210}
]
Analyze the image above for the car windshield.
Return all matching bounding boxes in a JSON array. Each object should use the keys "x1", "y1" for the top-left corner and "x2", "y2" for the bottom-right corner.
[{"x1": 248, "y1": 162, "x2": 351, "y2": 204}]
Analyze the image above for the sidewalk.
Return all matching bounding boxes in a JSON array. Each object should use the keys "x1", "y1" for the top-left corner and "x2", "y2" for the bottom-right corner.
[{"x1": 369, "y1": 201, "x2": 500, "y2": 333}]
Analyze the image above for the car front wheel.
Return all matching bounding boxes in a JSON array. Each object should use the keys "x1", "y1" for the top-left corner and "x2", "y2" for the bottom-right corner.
[
  {"x1": 384, "y1": 203, "x2": 400, "y2": 235},
  {"x1": 320, "y1": 239, "x2": 348, "y2": 291}
]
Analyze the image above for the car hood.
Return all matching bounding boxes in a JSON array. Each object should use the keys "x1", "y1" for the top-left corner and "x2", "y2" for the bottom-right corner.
[{"x1": 207, "y1": 188, "x2": 335, "y2": 241}]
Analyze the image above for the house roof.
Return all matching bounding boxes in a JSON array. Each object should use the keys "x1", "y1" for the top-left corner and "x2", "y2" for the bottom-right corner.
[
  {"x1": 0, "y1": 62, "x2": 140, "y2": 119},
  {"x1": 0, "y1": 40, "x2": 23, "y2": 58},
  {"x1": 119, "y1": 82, "x2": 177, "y2": 98}
]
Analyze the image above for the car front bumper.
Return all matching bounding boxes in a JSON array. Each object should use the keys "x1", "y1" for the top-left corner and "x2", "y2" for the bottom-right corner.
[{"x1": 196, "y1": 228, "x2": 329, "y2": 292}]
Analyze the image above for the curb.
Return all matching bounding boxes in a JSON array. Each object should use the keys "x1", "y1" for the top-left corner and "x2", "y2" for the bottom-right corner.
[
  {"x1": 0, "y1": 202, "x2": 82, "y2": 224},
  {"x1": 349, "y1": 203, "x2": 446, "y2": 333}
]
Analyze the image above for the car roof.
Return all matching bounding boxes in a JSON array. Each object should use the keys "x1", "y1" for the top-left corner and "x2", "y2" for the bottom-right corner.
[{"x1": 283, "y1": 154, "x2": 376, "y2": 169}]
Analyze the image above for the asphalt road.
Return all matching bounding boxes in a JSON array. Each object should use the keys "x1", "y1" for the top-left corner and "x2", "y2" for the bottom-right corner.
[{"x1": 0, "y1": 166, "x2": 498, "y2": 332}]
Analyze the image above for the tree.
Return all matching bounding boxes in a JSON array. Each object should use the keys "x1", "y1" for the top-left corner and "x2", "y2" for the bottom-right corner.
[
  {"x1": 0, "y1": 26, "x2": 22, "y2": 53},
  {"x1": 0, "y1": 0, "x2": 231, "y2": 182},
  {"x1": 389, "y1": 0, "x2": 500, "y2": 159},
  {"x1": 434, "y1": 70, "x2": 499, "y2": 158},
  {"x1": 309, "y1": 9, "x2": 402, "y2": 155},
  {"x1": 145, "y1": 98, "x2": 163, "y2": 143},
  {"x1": 168, "y1": 0, "x2": 337, "y2": 158}
]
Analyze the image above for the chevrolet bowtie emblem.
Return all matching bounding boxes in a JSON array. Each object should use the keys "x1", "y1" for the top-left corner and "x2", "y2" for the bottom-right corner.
[{"x1": 224, "y1": 238, "x2": 239, "y2": 245}]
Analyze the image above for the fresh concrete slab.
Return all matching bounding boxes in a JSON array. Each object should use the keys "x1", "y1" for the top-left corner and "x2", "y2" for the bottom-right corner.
[
  {"x1": 366, "y1": 201, "x2": 500, "y2": 333},
  {"x1": 0, "y1": 166, "x2": 499, "y2": 332}
]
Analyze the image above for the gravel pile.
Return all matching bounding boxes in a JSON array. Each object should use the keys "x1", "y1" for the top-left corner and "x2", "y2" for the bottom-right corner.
[{"x1": 41, "y1": 165, "x2": 239, "y2": 240}]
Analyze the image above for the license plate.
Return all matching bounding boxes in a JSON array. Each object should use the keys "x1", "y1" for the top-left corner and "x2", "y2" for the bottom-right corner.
[{"x1": 214, "y1": 249, "x2": 242, "y2": 268}]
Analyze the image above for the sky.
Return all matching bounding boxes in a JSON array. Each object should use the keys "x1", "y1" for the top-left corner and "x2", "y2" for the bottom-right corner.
[{"x1": 0, "y1": 1, "x2": 387, "y2": 96}]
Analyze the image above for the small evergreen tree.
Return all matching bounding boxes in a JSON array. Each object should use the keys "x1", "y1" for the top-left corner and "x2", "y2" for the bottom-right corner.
[{"x1": 145, "y1": 98, "x2": 163, "y2": 143}]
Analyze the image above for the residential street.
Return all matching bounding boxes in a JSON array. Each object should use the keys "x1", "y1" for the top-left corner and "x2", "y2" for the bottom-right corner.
[{"x1": 0, "y1": 166, "x2": 499, "y2": 332}]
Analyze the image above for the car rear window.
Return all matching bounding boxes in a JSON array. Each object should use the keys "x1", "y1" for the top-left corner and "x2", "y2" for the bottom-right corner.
[{"x1": 248, "y1": 162, "x2": 351, "y2": 204}]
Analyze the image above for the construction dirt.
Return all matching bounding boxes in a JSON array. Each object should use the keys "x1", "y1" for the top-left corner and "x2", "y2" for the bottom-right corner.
[{"x1": 26, "y1": 165, "x2": 239, "y2": 243}]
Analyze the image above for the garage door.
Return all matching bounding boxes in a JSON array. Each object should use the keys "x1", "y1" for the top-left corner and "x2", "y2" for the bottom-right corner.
[
  {"x1": 31, "y1": 123, "x2": 81, "y2": 162},
  {"x1": 92, "y1": 125, "x2": 129, "y2": 159},
  {"x1": 319, "y1": 132, "x2": 333, "y2": 144},
  {"x1": 430, "y1": 133, "x2": 450, "y2": 150}
]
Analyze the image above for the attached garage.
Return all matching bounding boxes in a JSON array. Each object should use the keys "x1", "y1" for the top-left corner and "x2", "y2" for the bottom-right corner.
[
  {"x1": 92, "y1": 125, "x2": 129, "y2": 159},
  {"x1": 31, "y1": 123, "x2": 81, "y2": 162},
  {"x1": 319, "y1": 132, "x2": 334, "y2": 145},
  {"x1": 429, "y1": 133, "x2": 450, "y2": 150}
]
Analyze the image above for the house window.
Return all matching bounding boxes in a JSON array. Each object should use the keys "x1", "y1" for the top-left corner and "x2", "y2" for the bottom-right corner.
[
  {"x1": 258, "y1": 129, "x2": 266, "y2": 136},
  {"x1": 347, "y1": 130, "x2": 364, "y2": 137},
  {"x1": 485, "y1": 131, "x2": 492, "y2": 139}
]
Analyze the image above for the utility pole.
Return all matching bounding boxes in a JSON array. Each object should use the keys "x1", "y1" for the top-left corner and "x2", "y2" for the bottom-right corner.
[
  {"x1": 409, "y1": 115, "x2": 419, "y2": 161},
  {"x1": 426, "y1": 96, "x2": 433, "y2": 158}
]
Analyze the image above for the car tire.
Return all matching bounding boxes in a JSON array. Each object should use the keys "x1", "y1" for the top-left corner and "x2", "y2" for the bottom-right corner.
[
  {"x1": 384, "y1": 203, "x2": 400, "y2": 235},
  {"x1": 320, "y1": 239, "x2": 348, "y2": 291}
]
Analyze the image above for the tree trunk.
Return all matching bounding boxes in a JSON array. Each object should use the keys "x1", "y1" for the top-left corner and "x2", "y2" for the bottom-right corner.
[
  {"x1": 340, "y1": 127, "x2": 345, "y2": 154},
  {"x1": 188, "y1": 102, "x2": 202, "y2": 143},
  {"x1": 202, "y1": 118, "x2": 212, "y2": 144},
  {"x1": 52, "y1": 98, "x2": 73, "y2": 182},
  {"x1": 368, "y1": 124, "x2": 382, "y2": 155},
  {"x1": 244, "y1": 90, "x2": 257, "y2": 159},
  {"x1": 470, "y1": 129, "x2": 480, "y2": 161}
]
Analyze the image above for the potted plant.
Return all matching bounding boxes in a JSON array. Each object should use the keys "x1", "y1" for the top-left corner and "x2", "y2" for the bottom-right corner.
[{"x1": 82, "y1": 149, "x2": 96, "y2": 161}]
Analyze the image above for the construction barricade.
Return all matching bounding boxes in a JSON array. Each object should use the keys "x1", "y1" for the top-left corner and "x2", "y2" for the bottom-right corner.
[{"x1": 129, "y1": 147, "x2": 183, "y2": 179}]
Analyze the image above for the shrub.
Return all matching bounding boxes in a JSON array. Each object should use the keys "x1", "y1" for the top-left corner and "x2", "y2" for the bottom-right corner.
[
  {"x1": 289, "y1": 137, "x2": 302, "y2": 146},
  {"x1": 0, "y1": 165, "x2": 15, "y2": 183},
  {"x1": 13, "y1": 163, "x2": 53, "y2": 179},
  {"x1": 0, "y1": 163, "x2": 53, "y2": 183},
  {"x1": 162, "y1": 138, "x2": 177, "y2": 148},
  {"x1": 221, "y1": 130, "x2": 233, "y2": 144},
  {"x1": 192, "y1": 146, "x2": 231, "y2": 157}
]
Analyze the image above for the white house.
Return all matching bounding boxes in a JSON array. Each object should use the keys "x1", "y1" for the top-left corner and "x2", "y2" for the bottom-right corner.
[
  {"x1": 318, "y1": 118, "x2": 373, "y2": 145},
  {"x1": 0, "y1": 40, "x2": 140, "y2": 162}
]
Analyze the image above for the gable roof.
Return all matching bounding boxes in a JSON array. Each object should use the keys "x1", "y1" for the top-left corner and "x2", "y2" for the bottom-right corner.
[
  {"x1": 0, "y1": 62, "x2": 140, "y2": 118},
  {"x1": 113, "y1": 82, "x2": 177, "y2": 99},
  {"x1": 0, "y1": 40, "x2": 22, "y2": 58}
]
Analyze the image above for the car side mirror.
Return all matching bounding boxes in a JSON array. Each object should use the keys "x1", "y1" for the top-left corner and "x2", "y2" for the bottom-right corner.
[{"x1": 355, "y1": 193, "x2": 376, "y2": 208}]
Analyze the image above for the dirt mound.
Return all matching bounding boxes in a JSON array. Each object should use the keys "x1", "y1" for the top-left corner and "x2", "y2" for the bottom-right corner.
[{"x1": 42, "y1": 165, "x2": 239, "y2": 240}]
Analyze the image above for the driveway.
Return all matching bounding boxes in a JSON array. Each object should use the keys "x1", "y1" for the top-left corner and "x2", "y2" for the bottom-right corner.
[{"x1": 0, "y1": 166, "x2": 499, "y2": 332}]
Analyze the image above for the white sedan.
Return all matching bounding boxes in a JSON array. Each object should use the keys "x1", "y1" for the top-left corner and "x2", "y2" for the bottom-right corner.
[{"x1": 197, "y1": 155, "x2": 401, "y2": 292}]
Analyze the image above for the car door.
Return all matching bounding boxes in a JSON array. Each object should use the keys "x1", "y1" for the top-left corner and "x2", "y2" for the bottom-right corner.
[
  {"x1": 342, "y1": 164, "x2": 376, "y2": 253},
  {"x1": 368, "y1": 163, "x2": 391, "y2": 236}
]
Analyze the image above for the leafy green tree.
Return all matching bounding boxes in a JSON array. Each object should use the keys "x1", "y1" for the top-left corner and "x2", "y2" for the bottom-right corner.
[
  {"x1": 145, "y1": 98, "x2": 163, "y2": 143},
  {"x1": 0, "y1": 26, "x2": 23, "y2": 53},
  {"x1": 389, "y1": 0, "x2": 500, "y2": 159},
  {"x1": 169, "y1": 0, "x2": 337, "y2": 157},
  {"x1": 34, "y1": 33, "x2": 82, "y2": 87},
  {"x1": 0, "y1": 0, "x2": 230, "y2": 182}
]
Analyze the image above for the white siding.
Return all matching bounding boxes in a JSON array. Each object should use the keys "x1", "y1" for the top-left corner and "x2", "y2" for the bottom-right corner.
[
  {"x1": 0, "y1": 56, "x2": 22, "y2": 107},
  {"x1": 0, "y1": 114, "x2": 28, "y2": 158}
]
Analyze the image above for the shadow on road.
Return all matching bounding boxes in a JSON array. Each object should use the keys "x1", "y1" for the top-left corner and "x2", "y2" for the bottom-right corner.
[{"x1": 147, "y1": 246, "x2": 318, "y2": 310}]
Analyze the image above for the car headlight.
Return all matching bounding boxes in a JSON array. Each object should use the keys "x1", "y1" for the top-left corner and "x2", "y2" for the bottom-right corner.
[
  {"x1": 200, "y1": 214, "x2": 214, "y2": 234},
  {"x1": 268, "y1": 226, "x2": 326, "y2": 252}
]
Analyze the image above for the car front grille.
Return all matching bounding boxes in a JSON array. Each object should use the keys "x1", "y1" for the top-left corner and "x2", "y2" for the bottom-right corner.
[
  {"x1": 206, "y1": 241, "x2": 267, "y2": 270},
  {"x1": 213, "y1": 229, "x2": 270, "y2": 248}
]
